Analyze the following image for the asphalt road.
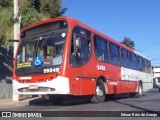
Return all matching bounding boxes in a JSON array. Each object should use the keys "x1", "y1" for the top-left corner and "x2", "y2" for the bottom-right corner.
[{"x1": 0, "y1": 88, "x2": 160, "y2": 120}]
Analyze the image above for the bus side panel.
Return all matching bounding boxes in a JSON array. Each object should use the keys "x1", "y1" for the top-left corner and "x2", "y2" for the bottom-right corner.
[
  {"x1": 79, "y1": 78, "x2": 96, "y2": 95},
  {"x1": 69, "y1": 64, "x2": 123, "y2": 95},
  {"x1": 68, "y1": 65, "x2": 97, "y2": 96},
  {"x1": 105, "y1": 64, "x2": 121, "y2": 82},
  {"x1": 107, "y1": 80, "x2": 138, "y2": 94},
  {"x1": 107, "y1": 80, "x2": 120, "y2": 94},
  {"x1": 119, "y1": 81, "x2": 138, "y2": 93},
  {"x1": 69, "y1": 76, "x2": 96, "y2": 96},
  {"x1": 104, "y1": 64, "x2": 122, "y2": 94},
  {"x1": 68, "y1": 63, "x2": 142, "y2": 95}
]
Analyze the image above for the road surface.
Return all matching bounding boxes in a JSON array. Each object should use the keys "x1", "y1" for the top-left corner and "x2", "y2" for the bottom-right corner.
[{"x1": 0, "y1": 88, "x2": 160, "y2": 120}]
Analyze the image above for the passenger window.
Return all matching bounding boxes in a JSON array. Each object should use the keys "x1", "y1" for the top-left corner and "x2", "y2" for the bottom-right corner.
[
  {"x1": 131, "y1": 53, "x2": 136, "y2": 62},
  {"x1": 110, "y1": 43, "x2": 121, "y2": 66},
  {"x1": 94, "y1": 35, "x2": 109, "y2": 63},
  {"x1": 143, "y1": 59, "x2": 148, "y2": 73},
  {"x1": 122, "y1": 49, "x2": 130, "y2": 68},
  {"x1": 143, "y1": 59, "x2": 151, "y2": 73},
  {"x1": 147, "y1": 60, "x2": 151, "y2": 73},
  {"x1": 70, "y1": 27, "x2": 91, "y2": 66},
  {"x1": 131, "y1": 53, "x2": 139, "y2": 70},
  {"x1": 138, "y1": 56, "x2": 143, "y2": 71}
]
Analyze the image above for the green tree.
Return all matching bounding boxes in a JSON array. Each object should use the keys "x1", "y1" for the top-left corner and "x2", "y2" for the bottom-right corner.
[
  {"x1": 20, "y1": 0, "x2": 67, "y2": 28},
  {"x1": 0, "y1": 0, "x2": 13, "y2": 45},
  {"x1": 0, "y1": 0, "x2": 67, "y2": 45},
  {"x1": 19, "y1": 0, "x2": 40, "y2": 28},
  {"x1": 120, "y1": 37, "x2": 135, "y2": 49}
]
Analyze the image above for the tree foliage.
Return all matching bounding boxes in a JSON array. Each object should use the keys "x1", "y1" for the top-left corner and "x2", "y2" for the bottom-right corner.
[
  {"x1": 120, "y1": 37, "x2": 135, "y2": 49},
  {"x1": 0, "y1": 0, "x2": 67, "y2": 45},
  {"x1": 0, "y1": 0, "x2": 12, "y2": 8},
  {"x1": 19, "y1": 0, "x2": 40, "y2": 28},
  {"x1": 0, "y1": 0, "x2": 13, "y2": 45}
]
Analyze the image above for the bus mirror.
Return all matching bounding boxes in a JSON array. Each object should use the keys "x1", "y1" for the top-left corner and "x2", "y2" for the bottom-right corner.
[{"x1": 76, "y1": 37, "x2": 81, "y2": 48}]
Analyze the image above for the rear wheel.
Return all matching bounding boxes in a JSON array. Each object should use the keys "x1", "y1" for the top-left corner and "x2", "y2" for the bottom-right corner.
[
  {"x1": 136, "y1": 82, "x2": 143, "y2": 97},
  {"x1": 91, "y1": 79, "x2": 106, "y2": 103},
  {"x1": 130, "y1": 82, "x2": 143, "y2": 98}
]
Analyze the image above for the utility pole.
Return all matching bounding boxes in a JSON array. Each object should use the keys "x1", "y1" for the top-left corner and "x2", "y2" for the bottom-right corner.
[{"x1": 13, "y1": 0, "x2": 20, "y2": 102}]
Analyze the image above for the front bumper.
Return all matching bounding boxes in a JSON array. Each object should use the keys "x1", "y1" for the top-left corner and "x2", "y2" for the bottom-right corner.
[{"x1": 13, "y1": 76, "x2": 70, "y2": 95}]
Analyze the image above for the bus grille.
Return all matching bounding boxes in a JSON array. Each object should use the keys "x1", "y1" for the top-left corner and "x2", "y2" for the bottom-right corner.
[{"x1": 18, "y1": 87, "x2": 55, "y2": 93}]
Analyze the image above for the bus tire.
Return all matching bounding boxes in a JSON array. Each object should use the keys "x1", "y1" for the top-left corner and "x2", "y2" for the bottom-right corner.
[
  {"x1": 130, "y1": 82, "x2": 143, "y2": 98},
  {"x1": 158, "y1": 87, "x2": 160, "y2": 92},
  {"x1": 135, "y1": 82, "x2": 143, "y2": 97},
  {"x1": 91, "y1": 79, "x2": 106, "y2": 103},
  {"x1": 48, "y1": 95, "x2": 62, "y2": 105}
]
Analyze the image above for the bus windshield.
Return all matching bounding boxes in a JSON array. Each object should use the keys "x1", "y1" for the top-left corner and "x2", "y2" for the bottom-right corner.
[{"x1": 16, "y1": 21, "x2": 68, "y2": 76}]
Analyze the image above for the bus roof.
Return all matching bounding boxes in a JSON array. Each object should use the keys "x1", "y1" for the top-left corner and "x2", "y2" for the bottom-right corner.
[{"x1": 67, "y1": 17, "x2": 150, "y2": 60}]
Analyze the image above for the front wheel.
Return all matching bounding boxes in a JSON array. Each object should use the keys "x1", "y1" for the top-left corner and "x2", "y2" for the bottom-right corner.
[{"x1": 91, "y1": 79, "x2": 106, "y2": 103}]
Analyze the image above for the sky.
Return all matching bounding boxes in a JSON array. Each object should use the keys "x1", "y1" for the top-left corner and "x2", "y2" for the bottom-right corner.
[{"x1": 62, "y1": 0, "x2": 160, "y2": 66}]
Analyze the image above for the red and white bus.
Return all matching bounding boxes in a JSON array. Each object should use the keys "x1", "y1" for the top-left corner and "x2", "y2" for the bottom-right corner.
[{"x1": 13, "y1": 17, "x2": 153, "y2": 103}]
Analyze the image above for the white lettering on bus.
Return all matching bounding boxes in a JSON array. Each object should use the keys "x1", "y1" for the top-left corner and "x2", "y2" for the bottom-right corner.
[
  {"x1": 97, "y1": 65, "x2": 106, "y2": 71},
  {"x1": 43, "y1": 68, "x2": 60, "y2": 73},
  {"x1": 109, "y1": 82, "x2": 118, "y2": 85}
]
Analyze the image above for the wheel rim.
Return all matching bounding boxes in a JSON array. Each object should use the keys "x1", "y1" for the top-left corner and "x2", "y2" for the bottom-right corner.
[
  {"x1": 96, "y1": 86, "x2": 104, "y2": 97},
  {"x1": 139, "y1": 85, "x2": 142, "y2": 95}
]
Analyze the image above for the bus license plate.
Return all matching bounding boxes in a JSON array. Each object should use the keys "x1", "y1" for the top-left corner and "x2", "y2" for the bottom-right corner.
[{"x1": 29, "y1": 85, "x2": 38, "y2": 90}]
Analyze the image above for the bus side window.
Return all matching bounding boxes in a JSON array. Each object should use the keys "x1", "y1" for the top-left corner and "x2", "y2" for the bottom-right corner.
[
  {"x1": 94, "y1": 35, "x2": 109, "y2": 63},
  {"x1": 130, "y1": 52, "x2": 137, "y2": 70},
  {"x1": 70, "y1": 27, "x2": 91, "y2": 66},
  {"x1": 110, "y1": 43, "x2": 121, "y2": 66},
  {"x1": 122, "y1": 48, "x2": 130, "y2": 68},
  {"x1": 138, "y1": 56, "x2": 143, "y2": 71},
  {"x1": 144, "y1": 59, "x2": 148, "y2": 73},
  {"x1": 148, "y1": 60, "x2": 151, "y2": 73},
  {"x1": 143, "y1": 59, "x2": 151, "y2": 73}
]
